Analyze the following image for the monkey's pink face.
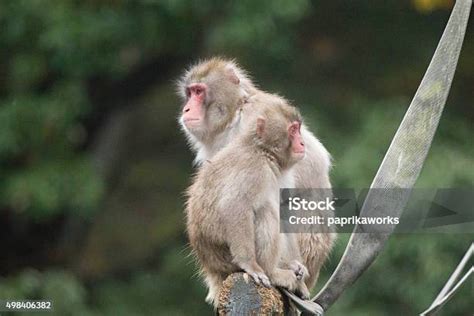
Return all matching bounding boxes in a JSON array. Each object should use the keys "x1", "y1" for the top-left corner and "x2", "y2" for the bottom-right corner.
[
  {"x1": 289, "y1": 121, "x2": 305, "y2": 160},
  {"x1": 181, "y1": 83, "x2": 207, "y2": 132}
]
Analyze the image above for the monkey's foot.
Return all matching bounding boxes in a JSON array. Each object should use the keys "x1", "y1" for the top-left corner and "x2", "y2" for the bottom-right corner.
[
  {"x1": 244, "y1": 271, "x2": 271, "y2": 288},
  {"x1": 270, "y1": 268, "x2": 299, "y2": 292},
  {"x1": 289, "y1": 260, "x2": 309, "y2": 281}
]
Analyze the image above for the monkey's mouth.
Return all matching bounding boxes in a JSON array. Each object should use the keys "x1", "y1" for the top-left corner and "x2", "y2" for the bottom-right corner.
[
  {"x1": 293, "y1": 151, "x2": 305, "y2": 159},
  {"x1": 183, "y1": 118, "x2": 201, "y2": 127}
]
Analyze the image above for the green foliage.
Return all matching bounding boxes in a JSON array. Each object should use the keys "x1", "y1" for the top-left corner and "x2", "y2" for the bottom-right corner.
[
  {"x1": 92, "y1": 247, "x2": 211, "y2": 316},
  {"x1": 328, "y1": 234, "x2": 473, "y2": 315},
  {"x1": 326, "y1": 98, "x2": 474, "y2": 188},
  {"x1": 0, "y1": 83, "x2": 103, "y2": 218},
  {"x1": 0, "y1": 270, "x2": 93, "y2": 316}
]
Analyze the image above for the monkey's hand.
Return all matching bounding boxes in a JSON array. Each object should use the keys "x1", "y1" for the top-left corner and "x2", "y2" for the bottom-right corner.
[{"x1": 289, "y1": 260, "x2": 309, "y2": 281}]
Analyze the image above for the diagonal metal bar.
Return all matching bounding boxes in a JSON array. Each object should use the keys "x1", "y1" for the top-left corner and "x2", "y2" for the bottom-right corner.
[
  {"x1": 432, "y1": 242, "x2": 473, "y2": 304},
  {"x1": 294, "y1": 1, "x2": 472, "y2": 314},
  {"x1": 420, "y1": 267, "x2": 473, "y2": 315},
  {"x1": 420, "y1": 242, "x2": 474, "y2": 315},
  {"x1": 281, "y1": 288, "x2": 324, "y2": 315}
]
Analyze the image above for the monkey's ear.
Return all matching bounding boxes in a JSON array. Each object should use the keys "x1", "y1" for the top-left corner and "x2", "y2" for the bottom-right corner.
[
  {"x1": 256, "y1": 117, "x2": 266, "y2": 137},
  {"x1": 225, "y1": 67, "x2": 240, "y2": 85}
]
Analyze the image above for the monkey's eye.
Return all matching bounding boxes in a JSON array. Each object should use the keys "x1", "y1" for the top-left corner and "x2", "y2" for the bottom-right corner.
[
  {"x1": 185, "y1": 88, "x2": 191, "y2": 98},
  {"x1": 194, "y1": 87, "x2": 203, "y2": 96}
]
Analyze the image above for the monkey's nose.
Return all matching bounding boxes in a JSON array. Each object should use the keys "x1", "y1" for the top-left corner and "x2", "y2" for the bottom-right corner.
[{"x1": 183, "y1": 107, "x2": 190, "y2": 113}]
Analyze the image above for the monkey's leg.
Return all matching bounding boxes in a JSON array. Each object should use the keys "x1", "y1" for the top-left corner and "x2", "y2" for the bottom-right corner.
[
  {"x1": 279, "y1": 234, "x2": 308, "y2": 281},
  {"x1": 278, "y1": 236, "x2": 311, "y2": 298},
  {"x1": 224, "y1": 206, "x2": 271, "y2": 287},
  {"x1": 254, "y1": 209, "x2": 299, "y2": 292}
]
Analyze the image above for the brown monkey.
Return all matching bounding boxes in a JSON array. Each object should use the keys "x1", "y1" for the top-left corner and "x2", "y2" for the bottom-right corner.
[
  {"x1": 178, "y1": 58, "x2": 335, "y2": 290},
  {"x1": 186, "y1": 96, "x2": 310, "y2": 306},
  {"x1": 177, "y1": 58, "x2": 251, "y2": 161}
]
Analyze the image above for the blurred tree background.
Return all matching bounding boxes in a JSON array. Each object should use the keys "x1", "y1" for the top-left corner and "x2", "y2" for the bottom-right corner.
[{"x1": 0, "y1": 0, "x2": 472, "y2": 315}]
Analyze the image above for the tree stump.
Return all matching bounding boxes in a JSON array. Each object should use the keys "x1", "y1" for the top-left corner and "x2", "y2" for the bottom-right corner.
[{"x1": 217, "y1": 272, "x2": 297, "y2": 315}]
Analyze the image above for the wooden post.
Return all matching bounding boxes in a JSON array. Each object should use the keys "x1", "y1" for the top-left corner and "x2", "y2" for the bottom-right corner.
[{"x1": 217, "y1": 272, "x2": 298, "y2": 315}]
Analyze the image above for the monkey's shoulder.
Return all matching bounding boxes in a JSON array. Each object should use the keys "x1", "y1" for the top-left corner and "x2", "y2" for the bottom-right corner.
[{"x1": 207, "y1": 149, "x2": 274, "y2": 177}]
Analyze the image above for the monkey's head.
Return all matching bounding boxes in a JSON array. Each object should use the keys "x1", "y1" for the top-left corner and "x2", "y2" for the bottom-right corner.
[
  {"x1": 246, "y1": 94, "x2": 305, "y2": 169},
  {"x1": 178, "y1": 58, "x2": 253, "y2": 143}
]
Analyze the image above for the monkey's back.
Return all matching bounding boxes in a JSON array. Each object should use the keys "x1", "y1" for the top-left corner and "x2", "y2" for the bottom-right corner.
[{"x1": 186, "y1": 144, "x2": 278, "y2": 275}]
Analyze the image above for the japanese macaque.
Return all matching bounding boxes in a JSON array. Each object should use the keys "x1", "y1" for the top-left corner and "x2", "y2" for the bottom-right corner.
[
  {"x1": 178, "y1": 57, "x2": 335, "y2": 290},
  {"x1": 186, "y1": 97, "x2": 310, "y2": 307}
]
